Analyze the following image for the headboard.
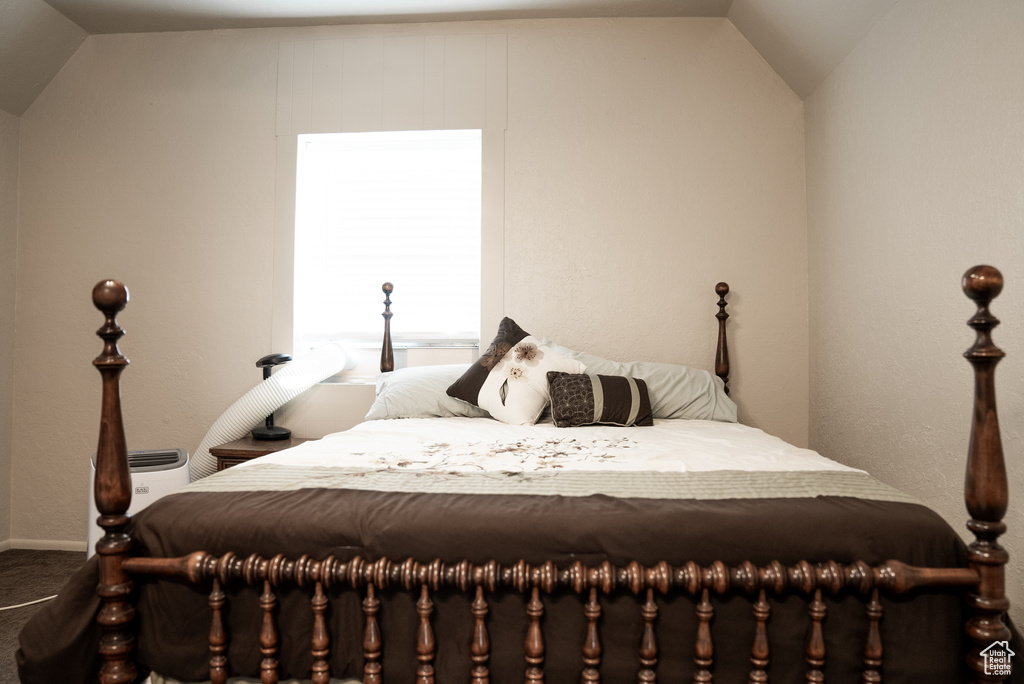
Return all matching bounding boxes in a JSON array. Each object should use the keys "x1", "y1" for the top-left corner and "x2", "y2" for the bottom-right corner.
[{"x1": 377, "y1": 281, "x2": 732, "y2": 394}]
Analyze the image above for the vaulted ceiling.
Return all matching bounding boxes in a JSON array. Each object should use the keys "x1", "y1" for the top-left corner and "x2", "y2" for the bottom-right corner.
[{"x1": 0, "y1": 0, "x2": 897, "y2": 117}]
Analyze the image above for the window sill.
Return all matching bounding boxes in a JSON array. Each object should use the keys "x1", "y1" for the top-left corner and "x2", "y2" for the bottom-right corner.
[{"x1": 319, "y1": 345, "x2": 479, "y2": 384}]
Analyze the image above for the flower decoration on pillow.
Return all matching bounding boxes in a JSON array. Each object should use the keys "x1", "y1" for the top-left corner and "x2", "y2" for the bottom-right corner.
[
  {"x1": 447, "y1": 318, "x2": 585, "y2": 425},
  {"x1": 515, "y1": 342, "x2": 543, "y2": 365},
  {"x1": 547, "y1": 371, "x2": 654, "y2": 428}
]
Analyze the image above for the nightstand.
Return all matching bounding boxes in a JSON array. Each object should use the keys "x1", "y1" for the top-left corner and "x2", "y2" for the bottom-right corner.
[{"x1": 209, "y1": 436, "x2": 311, "y2": 471}]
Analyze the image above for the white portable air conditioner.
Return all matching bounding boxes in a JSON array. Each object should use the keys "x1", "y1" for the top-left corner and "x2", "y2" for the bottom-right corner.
[{"x1": 87, "y1": 448, "x2": 190, "y2": 559}]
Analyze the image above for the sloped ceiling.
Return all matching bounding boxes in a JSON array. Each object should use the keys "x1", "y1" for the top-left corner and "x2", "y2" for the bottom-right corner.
[
  {"x1": 0, "y1": 0, "x2": 86, "y2": 116},
  {"x1": 0, "y1": 0, "x2": 897, "y2": 117},
  {"x1": 729, "y1": 0, "x2": 896, "y2": 98}
]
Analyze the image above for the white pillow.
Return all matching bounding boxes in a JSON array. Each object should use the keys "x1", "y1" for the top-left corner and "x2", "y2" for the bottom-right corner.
[
  {"x1": 365, "y1": 364, "x2": 492, "y2": 421},
  {"x1": 447, "y1": 318, "x2": 586, "y2": 425}
]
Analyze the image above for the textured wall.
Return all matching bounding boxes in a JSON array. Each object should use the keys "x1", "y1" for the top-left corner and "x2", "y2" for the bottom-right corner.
[
  {"x1": 13, "y1": 18, "x2": 808, "y2": 545},
  {"x1": 0, "y1": 109, "x2": 18, "y2": 546},
  {"x1": 503, "y1": 19, "x2": 808, "y2": 446},
  {"x1": 13, "y1": 29, "x2": 281, "y2": 545},
  {"x1": 805, "y1": 0, "x2": 1024, "y2": 624}
]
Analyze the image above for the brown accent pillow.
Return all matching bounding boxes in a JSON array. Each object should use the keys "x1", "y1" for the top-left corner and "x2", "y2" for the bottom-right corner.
[
  {"x1": 446, "y1": 317, "x2": 528, "y2": 403},
  {"x1": 547, "y1": 372, "x2": 654, "y2": 428}
]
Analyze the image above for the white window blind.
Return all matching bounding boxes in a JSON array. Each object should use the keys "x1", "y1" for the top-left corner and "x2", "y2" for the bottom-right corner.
[{"x1": 294, "y1": 129, "x2": 482, "y2": 353}]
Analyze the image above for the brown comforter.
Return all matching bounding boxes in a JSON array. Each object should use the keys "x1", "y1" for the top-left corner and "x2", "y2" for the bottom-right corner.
[{"x1": 18, "y1": 484, "x2": 987, "y2": 683}]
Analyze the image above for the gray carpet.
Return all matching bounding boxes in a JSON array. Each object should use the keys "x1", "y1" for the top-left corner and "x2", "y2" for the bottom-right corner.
[{"x1": 1, "y1": 549, "x2": 86, "y2": 683}]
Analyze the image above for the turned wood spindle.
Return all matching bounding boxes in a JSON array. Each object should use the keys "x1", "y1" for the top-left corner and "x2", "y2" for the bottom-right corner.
[
  {"x1": 115, "y1": 548, "x2": 992, "y2": 682},
  {"x1": 961, "y1": 265, "x2": 1012, "y2": 683},
  {"x1": 715, "y1": 282, "x2": 730, "y2": 395},
  {"x1": 525, "y1": 585, "x2": 546, "y2": 683},
  {"x1": 363, "y1": 584, "x2": 382, "y2": 684},
  {"x1": 310, "y1": 580, "x2": 330, "y2": 684},
  {"x1": 749, "y1": 588, "x2": 770, "y2": 684},
  {"x1": 471, "y1": 585, "x2": 491, "y2": 684},
  {"x1": 416, "y1": 584, "x2": 436, "y2": 684},
  {"x1": 805, "y1": 588, "x2": 826, "y2": 684},
  {"x1": 694, "y1": 587, "x2": 714, "y2": 684},
  {"x1": 208, "y1": 577, "x2": 228, "y2": 684},
  {"x1": 92, "y1": 279, "x2": 138, "y2": 684},
  {"x1": 381, "y1": 282, "x2": 394, "y2": 373},
  {"x1": 862, "y1": 588, "x2": 882, "y2": 684},
  {"x1": 638, "y1": 587, "x2": 658, "y2": 684},
  {"x1": 582, "y1": 586, "x2": 602, "y2": 683},
  {"x1": 259, "y1": 579, "x2": 279, "y2": 684}
]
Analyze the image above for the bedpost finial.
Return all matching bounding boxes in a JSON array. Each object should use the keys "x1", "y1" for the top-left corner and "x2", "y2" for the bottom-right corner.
[
  {"x1": 93, "y1": 279, "x2": 129, "y2": 315},
  {"x1": 715, "y1": 282, "x2": 730, "y2": 323},
  {"x1": 382, "y1": 283, "x2": 394, "y2": 321},
  {"x1": 962, "y1": 265, "x2": 1002, "y2": 303},
  {"x1": 962, "y1": 265, "x2": 1004, "y2": 364},
  {"x1": 93, "y1": 280, "x2": 130, "y2": 366},
  {"x1": 382, "y1": 283, "x2": 394, "y2": 320}
]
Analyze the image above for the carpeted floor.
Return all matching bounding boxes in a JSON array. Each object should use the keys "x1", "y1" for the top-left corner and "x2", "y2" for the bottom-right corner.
[{"x1": 1, "y1": 549, "x2": 86, "y2": 683}]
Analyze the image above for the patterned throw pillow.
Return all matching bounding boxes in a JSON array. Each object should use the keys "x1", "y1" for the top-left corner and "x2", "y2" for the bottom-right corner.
[
  {"x1": 447, "y1": 318, "x2": 586, "y2": 425},
  {"x1": 547, "y1": 371, "x2": 654, "y2": 428}
]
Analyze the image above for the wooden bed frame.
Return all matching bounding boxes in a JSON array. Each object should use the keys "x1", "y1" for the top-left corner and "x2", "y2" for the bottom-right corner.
[{"x1": 88, "y1": 269, "x2": 1011, "y2": 684}]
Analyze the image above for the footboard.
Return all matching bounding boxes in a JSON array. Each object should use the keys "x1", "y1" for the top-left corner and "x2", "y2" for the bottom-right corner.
[
  {"x1": 88, "y1": 269, "x2": 1012, "y2": 684},
  {"x1": 120, "y1": 552, "x2": 977, "y2": 683}
]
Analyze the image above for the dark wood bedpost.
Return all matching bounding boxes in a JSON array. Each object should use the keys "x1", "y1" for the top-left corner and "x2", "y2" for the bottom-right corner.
[
  {"x1": 961, "y1": 265, "x2": 1011, "y2": 683},
  {"x1": 92, "y1": 279, "x2": 137, "y2": 684},
  {"x1": 381, "y1": 282, "x2": 394, "y2": 373},
  {"x1": 715, "y1": 282, "x2": 730, "y2": 395}
]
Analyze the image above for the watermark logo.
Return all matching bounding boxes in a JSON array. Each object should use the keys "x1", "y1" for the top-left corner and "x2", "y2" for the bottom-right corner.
[{"x1": 981, "y1": 640, "x2": 1015, "y2": 677}]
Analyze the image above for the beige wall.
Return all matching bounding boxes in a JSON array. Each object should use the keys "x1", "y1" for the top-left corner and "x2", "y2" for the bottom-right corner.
[
  {"x1": 0, "y1": 108, "x2": 17, "y2": 548},
  {"x1": 805, "y1": 0, "x2": 1024, "y2": 624},
  {"x1": 502, "y1": 20, "x2": 808, "y2": 445},
  {"x1": 12, "y1": 18, "x2": 808, "y2": 546}
]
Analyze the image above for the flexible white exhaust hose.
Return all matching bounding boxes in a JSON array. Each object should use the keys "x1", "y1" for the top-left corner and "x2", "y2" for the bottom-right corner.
[{"x1": 190, "y1": 344, "x2": 349, "y2": 480}]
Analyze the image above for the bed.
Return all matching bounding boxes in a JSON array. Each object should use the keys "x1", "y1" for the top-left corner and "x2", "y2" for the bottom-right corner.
[{"x1": 16, "y1": 268, "x2": 1015, "y2": 683}]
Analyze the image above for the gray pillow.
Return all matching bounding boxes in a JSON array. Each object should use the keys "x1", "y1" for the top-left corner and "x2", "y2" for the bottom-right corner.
[
  {"x1": 365, "y1": 364, "x2": 492, "y2": 421},
  {"x1": 544, "y1": 343, "x2": 737, "y2": 423}
]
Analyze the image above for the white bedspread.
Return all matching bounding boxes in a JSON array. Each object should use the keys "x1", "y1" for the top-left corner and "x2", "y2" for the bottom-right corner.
[
  {"x1": 184, "y1": 418, "x2": 918, "y2": 502},
  {"x1": 239, "y1": 417, "x2": 857, "y2": 474}
]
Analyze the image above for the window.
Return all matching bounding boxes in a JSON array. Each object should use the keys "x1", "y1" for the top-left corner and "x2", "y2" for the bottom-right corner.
[{"x1": 293, "y1": 129, "x2": 483, "y2": 356}]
